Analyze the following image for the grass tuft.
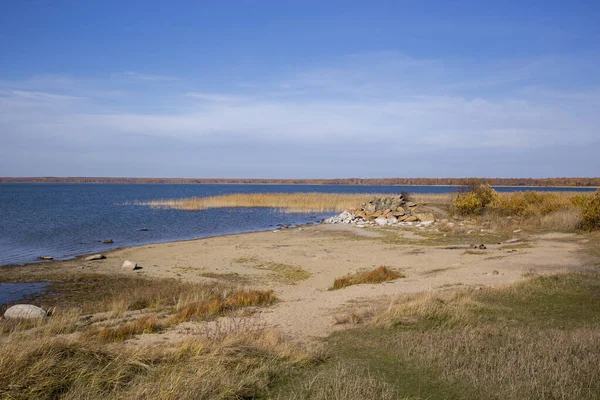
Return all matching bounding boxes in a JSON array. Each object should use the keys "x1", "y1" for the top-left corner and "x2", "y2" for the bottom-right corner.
[
  {"x1": 84, "y1": 315, "x2": 162, "y2": 342},
  {"x1": 170, "y1": 289, "x2": 276, "y2": 323},
  {"x1": 330, "y1": 266, "x2": 404, "y2": 290}
]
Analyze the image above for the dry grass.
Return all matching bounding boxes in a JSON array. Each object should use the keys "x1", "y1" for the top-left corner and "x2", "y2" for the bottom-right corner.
[
  {"x1": 487, "y1": 191, "x2": 585, "y2": 217},
  {"x1": 266, "y1": 270, "x2": 600, "y2": 400},
  {"x1": 410, "y1": 192, "x2": 453, "y2": 206},
  {"x1": 137, "y1": 192, "x2": 388, "y2": 213},
  {"x1": 169, "y1": 289, "x2": 276, "y2": 324},
  {"x1": 330, "y1": 266, "x2": 405, "y2": 290},
  {"x1": 0, "y1": 275, "x2": 298, "y2": 399},
  {"x1": 362, "y1": 271, "x2": 600, "y2": 399},
  {"x1": 0, "y1": 329, "x2": 318, "y2": 400},
  {"x1": 84, "y1": 315, "x2": 162, "y2": 342},
  {"x1": 281, "y1": 363, "x2": 405, "y2": 400},
  {"x1": 38, "y1": 275, "x2": 228, "y2": 315}
]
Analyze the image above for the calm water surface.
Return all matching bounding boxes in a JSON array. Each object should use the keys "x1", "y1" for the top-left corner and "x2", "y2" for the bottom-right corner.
[
  {"x1": 0, "y1": 183, "x2": 595, "y2": 267},
  {"x1": 0, "y1": 282, "x2": 50, "y2": 307}
]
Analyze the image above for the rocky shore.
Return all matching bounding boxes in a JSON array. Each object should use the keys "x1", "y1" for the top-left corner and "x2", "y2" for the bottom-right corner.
[{"x1": 325, "y1": 195, "x2": 435, "y2": 227}]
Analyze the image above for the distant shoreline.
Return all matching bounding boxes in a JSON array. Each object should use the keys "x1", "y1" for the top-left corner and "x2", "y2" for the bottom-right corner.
[{"x1": 0, "y1": 177, "x2": 598, "y2": 188}]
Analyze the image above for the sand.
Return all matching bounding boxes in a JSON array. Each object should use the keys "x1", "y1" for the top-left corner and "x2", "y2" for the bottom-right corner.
[{"x1": 2, "y1": 224, "x2": 586, "y2": 340}]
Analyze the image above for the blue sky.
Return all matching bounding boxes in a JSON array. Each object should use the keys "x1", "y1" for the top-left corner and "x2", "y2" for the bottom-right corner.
[{"x1": 1, "y1": 1, "x2": 599, "y2": 178}]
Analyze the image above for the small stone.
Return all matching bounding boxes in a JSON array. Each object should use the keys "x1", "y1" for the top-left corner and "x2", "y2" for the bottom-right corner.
[
  {"x1": 4, "y1": 304, "x2": 47, "y2": 320},
  {"x1": 504, "y1": 238, "x2": 521, "y2": 244},
  {"x1": 39, "y1": 256, "x2": 53, "y2": 260},
  {"x1": 478, "y1": 244, "x2": 487, "y2": 250},
  {"x1": 85, "y1": 254, "x2": 106, "y2": 261},
  {"x1": 138, "y1": 228, "x2": 150, "y2": 232},
  {"x1": 492, "y1": 270, "x2": 499, "y2": 275},
  {"x1": 103, "y1": 239, "x2": 114, "y2": 244},
  {"x1": 404, "y1": 216, "x2": 418, "y2": 222},
  {"x1": 406, "y1": 202, "x2": 417, "y2": 207},
  {"x1": 121, "y1": 260, "x2": 138, "y2": 270}
]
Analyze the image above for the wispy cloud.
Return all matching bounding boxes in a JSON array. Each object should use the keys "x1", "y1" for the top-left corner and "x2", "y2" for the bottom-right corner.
[
  {"x1": 6, "y1": 90, "x2": 83, "y2": 101},
  {"x1": 119, "y1": 71, "x2": 178, "y2": 82},
  {"x1": 1, "y1": 52, "x2": 599, "y2": 176},
  {"x1": 185, "y1": 92, "x2": 248, "y2": 102}
]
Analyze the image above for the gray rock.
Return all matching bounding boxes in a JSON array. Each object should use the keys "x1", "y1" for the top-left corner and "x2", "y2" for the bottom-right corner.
[
  {"x1": 103, "y1": 239, "x2": 114, "y2": 244},
  {"x1": 39, "y1": 256, "x2": 53, "y2": 260},
  {"x1": 386, "y1": 216, "x2": 398, "y2": 224},
  {"x1": 121, "y1": 260, "x2": 137, "y2": 270},
  {"x1": 324, "y1": 211, "x2": 355, "y2": 224},
  {"x1": 4, "y1": 304, "x2": 47, "y2": 320},
  {"x1": 85, "y1": 254, "x2": 106, "y2": 261}
]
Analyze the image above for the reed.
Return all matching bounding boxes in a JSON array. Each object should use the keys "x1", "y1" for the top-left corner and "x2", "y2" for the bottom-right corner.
[{"x1": 137, "y1": 193, "x2": 389, "y2": 213}]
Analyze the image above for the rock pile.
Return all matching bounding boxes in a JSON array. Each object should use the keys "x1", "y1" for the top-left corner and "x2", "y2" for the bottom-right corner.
[{"x1": 324, "y1": 195, "x2": 435, "y2": 227}]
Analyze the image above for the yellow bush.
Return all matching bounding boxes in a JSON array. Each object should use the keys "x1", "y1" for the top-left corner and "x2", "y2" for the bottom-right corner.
[
  {"x1": 579, "y1": 190, "x2": 600, "y2": 231},
  {"x1": 488, "y1": 191, "x2": 572, "y2": 217},
  {"x1": 452, "y1": 183, "x2": 498, "y2": 216}
]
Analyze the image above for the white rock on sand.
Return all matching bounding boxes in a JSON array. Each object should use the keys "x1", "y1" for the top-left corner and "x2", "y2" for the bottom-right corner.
[
  {"x1": 4, "y1": 304, "x2": 47, "y2": 319},
  {"x1": 121, "y1": 260, "x2": 137, "y2": 270}
]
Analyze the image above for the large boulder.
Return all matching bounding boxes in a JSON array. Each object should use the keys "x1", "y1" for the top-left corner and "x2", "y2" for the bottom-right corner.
[{"x1": 4, "y1": 304, "x2": 47, "y2": 320}]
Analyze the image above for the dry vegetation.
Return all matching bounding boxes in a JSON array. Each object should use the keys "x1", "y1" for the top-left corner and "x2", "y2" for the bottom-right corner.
[
  {"x1": 0, "y1": 276, "x2": 302, "y2": 399},
  {"x1": 329, "y1": 266, "x2": 405, "y2": 290},
  {"x1": 274, "y1": 270, "x2": 600, "y2": 400},
  {"x1": 136, "y1": 192, "x2": 387, "y2": 213},
  {"x1": 450, "y1": 183, "x2": 600, "y2": 232}
]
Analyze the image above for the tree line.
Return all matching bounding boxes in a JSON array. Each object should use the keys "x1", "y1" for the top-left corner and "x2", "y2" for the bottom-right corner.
[{"x1": 1, "y1": 177, "x2": 599, "y2": 186}]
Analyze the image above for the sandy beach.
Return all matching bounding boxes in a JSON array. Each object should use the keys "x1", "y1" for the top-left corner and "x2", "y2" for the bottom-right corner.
[{"x1": 3, "y1": 222, "x2": 587, "y2": 340}]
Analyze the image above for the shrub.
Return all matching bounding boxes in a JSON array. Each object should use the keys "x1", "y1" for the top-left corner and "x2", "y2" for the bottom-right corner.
[
  {"x1": 579, "y1": 190, "x2": 600, "y2": 231},
  {"x1": 452, "y1": 183, "x2": 498, "y2": 216},
  {"x1": 488, "y1": 191, "x2": 572, "y2": 217}
]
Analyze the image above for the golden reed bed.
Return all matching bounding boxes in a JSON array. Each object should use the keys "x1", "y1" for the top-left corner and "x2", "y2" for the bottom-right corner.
[{"x1": 137, "y1": 193, "x2": 389, "y2": 213}]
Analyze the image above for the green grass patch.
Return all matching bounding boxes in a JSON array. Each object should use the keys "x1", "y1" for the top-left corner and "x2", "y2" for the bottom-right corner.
[{"x1": 234, "y1": 257, "x2": 311, "y2": 284}]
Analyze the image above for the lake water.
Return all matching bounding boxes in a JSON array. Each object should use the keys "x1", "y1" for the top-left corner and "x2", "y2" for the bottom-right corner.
[
  {"x1": 0, "y1": 282, "x2": 51, "y2": 307},
  {"x1": 0, "y1": 183, "x2": 595, "y2": 267}
]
